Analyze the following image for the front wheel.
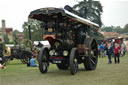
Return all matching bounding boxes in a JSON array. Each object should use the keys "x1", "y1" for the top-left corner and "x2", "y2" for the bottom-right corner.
[
  {"x1": 38, "y1": 47, "x2": 49, "y2": 73},
  {"x1": 69, "y1": 48, "x2": 78, "y2": 75}
]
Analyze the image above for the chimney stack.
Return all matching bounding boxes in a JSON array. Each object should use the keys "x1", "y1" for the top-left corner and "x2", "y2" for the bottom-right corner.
[
  {"x1": 1, "y1": 20, "x2": 6, "y2": 35},
  {"x1": 2, "y1": 19, "x2": 6, "y2": 28}
]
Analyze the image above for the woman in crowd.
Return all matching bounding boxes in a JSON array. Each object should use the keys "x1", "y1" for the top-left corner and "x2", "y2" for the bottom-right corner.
[{"x1": 114, "y1": 43, "x2": 121, "y2": 63}]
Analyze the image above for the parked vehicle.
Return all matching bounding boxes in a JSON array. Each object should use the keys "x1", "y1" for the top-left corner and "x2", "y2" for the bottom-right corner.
[{"x1": 28, "y1": 5, "x2": 99, "y2": 75}]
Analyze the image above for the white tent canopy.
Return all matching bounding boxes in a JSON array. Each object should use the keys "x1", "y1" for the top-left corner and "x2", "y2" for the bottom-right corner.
[{"x1": 34, "y1": 40, "x2": 50, "y2": 47}]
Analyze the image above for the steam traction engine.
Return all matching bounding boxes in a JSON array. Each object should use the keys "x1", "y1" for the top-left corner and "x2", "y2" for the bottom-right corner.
[{"x1": 28, "y1": 5, "x2": 99, "y2": 75}]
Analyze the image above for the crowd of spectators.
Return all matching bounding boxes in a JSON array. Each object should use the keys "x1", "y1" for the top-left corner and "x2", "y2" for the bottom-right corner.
[{"x1": 98, "y1": 41, "x2": 127, "y2": 64}]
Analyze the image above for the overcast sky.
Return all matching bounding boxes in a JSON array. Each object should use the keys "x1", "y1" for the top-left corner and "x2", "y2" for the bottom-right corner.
[{"x1": 0, "y1": 0, "x2": 128, "y2": 32}]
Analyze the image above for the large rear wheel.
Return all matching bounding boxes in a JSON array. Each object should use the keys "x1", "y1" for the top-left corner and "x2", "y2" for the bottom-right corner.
[
  {"x1": 69, "y1": 48, "x2": 78, "y2": 75},
  {"x1": 38, "y1": 47, "x2": 49, "y2": 73},
  {"x1": 84, "y1": 38, "x2": 98, "y2": 70}
]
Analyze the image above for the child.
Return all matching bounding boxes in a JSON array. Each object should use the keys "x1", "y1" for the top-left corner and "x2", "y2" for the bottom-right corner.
[{"x1": 30, "y1": 56, "x2": 38, "y2": 67}]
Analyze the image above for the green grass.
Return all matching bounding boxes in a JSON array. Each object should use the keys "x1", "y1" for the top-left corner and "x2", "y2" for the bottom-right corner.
[{"x1": 0, "y1": 54, "x2": 128, "y2": 85}]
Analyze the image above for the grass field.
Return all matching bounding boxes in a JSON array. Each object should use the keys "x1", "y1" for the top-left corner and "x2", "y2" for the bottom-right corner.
[{"x1": 0, "y1": 54, "x2": 128, "y2": 85}]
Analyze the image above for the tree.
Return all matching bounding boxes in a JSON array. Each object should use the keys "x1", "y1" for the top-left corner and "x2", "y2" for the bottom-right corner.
[
  {"x1": 22, "y1": 19, "x2": 44, "y2": 41},
  {"x1": 88, "y1": 27, "x2": 104, "y2": 40},
  {"x1": 73, "y1": 0, "x2": 103, "y2": 39},
  {"x1": 73, "y1": 0, "x2": 103, "y2": 27},
  {"x1": 4, "y1": 35, "x2": 9, "y2": 44},
  {"x1": 113, "y1": 26, "x2": 123, "y2": 34},
  {"x1": 102, "y1": 26, "x2": 114, "y2": 32},
  {"x1": 13, "y1": 30, "x2": 21, "y2": 34},
  {"x1": 123, "y1": 24, "x2": 128, "y2": 33}
]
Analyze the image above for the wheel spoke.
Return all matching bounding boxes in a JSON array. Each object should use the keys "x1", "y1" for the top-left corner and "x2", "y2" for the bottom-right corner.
[
  {"x1": 93, "y1": 56, "x2": 96, "y2": 58},
  {"x1": 90, "y1": 58, "x2": 95, "y2": 65},
  {"x1": 91, "y1": 49, "x2": 97, "y2": 59},
  {"x1": 91, "y1": 43, "x2": 95, "y2": 48},
  {"x1": 91, "y1": 55, "x2": 96, "y2": 59},
  {"x1": 42, "y1": 55, "x2": 47, "y2": 61},
  {"x1": 92, "y1": 49, "x2": 96, "y2": 51},
  {"x1": 74, "y1": 64, "x2": 78, "y2": 73}
]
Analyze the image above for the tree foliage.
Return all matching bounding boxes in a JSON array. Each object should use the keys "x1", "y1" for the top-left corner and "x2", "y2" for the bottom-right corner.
[
  {"x1": 113, "y1": 26, "x2": 123, "y2": 34},
  {"x1": 13, "y1": 30, "x2": 21, "y2": 34},
  {"x1": 101, "y1": 25, "x2": 128, "y2": 34},
  {"x1": 102, "y1": 26, "x2": 114, "y2": 32},
  {"x1": 22, "y1": 19, "x2": 44, "y2": 41},
  {"x1": 123, "y1": 24, "x2": 128, "y2": 33},
  {"x1": 88, "y1": 27, "x2": 104, "y2": 40},
  {"x1": 4, "y1": 35, "x2": 9, "y2": 44},
  {"x1": 73, "y1": 0, "x2": 103, "y2": 39},
  {"x1": 73, "y1": 0, "x2": 103, "y2": 27}
]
